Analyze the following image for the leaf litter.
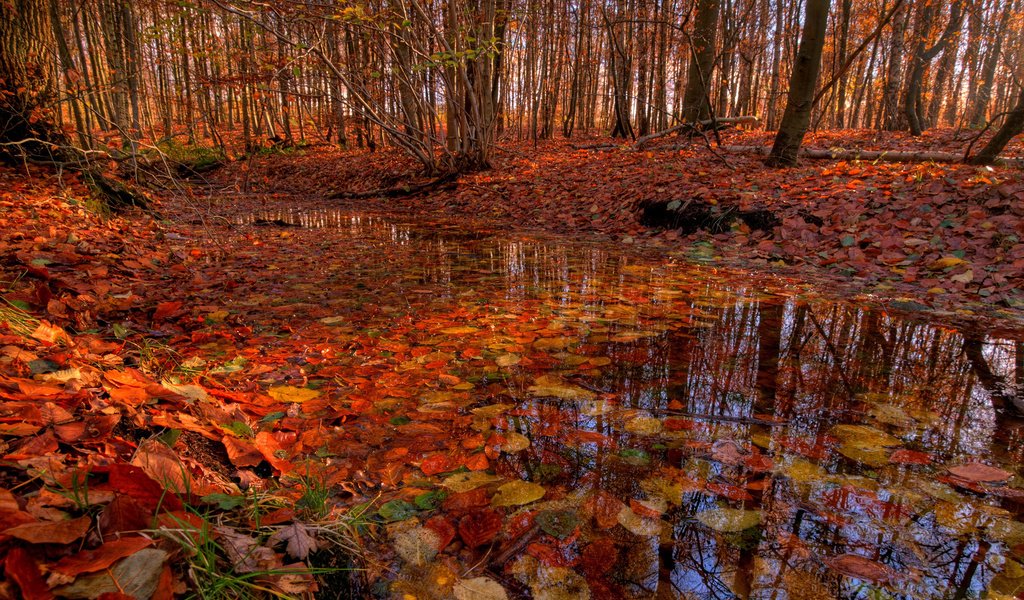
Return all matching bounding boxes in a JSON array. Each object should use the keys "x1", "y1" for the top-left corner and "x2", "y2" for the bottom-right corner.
[{"x1": 0, "y1": 161, "x2": 1023, "y2": 598}]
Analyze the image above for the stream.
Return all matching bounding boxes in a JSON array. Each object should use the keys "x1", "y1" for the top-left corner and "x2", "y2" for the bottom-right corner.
[{"x1": 169, "y1": 202, "x2": 1024, "y2": 599}]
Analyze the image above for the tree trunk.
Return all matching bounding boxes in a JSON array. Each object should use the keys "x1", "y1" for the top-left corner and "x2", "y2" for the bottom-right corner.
[
  {"x1": 766, "y1": 0, "x2": 831, "y2": 167},
  {"x1": 0, "y1": 0, "x2": 63, "y2": 163},
  {"x1": 967, "y1": 87, "x2": 1024, "y2": 166},
  {"x1": 681, "y1": 0, "x2": 720, "y2": 123},
  {"x1": 903, "y1": 0, "x2": 962, "y2": 136}
]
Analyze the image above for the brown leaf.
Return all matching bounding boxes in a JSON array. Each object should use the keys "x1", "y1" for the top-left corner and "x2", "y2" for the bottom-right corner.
[
  {"x1": 458, "y1": 509, "x2": 502, "y2": 549},
  {"x1": 269, "y1": 522, "x2": 318, "y2": 560},
  {"x1": 947, "y1": 462, "x2": 1012, "y2": 483},
  {"x1": 4, "y1": 515, "x2": 91, "y2": 545},
  {"x1": 825, "y1": 553, "x2": 896, "y2": 583},
  {"x1": 52, "y1": 537, "x2": 153, "y2": 578}
]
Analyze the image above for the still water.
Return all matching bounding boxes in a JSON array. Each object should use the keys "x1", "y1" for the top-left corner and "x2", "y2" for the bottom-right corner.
[{"x1": 193, "y1": 206, "x2": 1024, "y2": 599}]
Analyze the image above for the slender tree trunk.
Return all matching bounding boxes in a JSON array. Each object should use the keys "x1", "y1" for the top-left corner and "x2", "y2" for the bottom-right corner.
[{"x1": 766, "y1": 0, "x2": 831, "y2": 167}]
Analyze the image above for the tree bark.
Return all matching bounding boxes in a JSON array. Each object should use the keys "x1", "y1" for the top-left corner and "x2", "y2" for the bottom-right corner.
[
  {"x1": 766, "y1": 0, "x2": 831, "y2": 167},
  {"x1": 681, "y1": 0, "x2": 720, "y2": 123},
  {"x1": 903, "y1": 0, "x2": 962, "y2": 136},
  {"x1": 967, "y1": 87, "x2": 1024, "y2": 166}
]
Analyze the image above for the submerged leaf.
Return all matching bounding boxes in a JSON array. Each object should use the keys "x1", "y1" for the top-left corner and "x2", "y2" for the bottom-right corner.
[
  {"x1": 695, "y1": 508, "x2": 761, "y2": 533},
  {"x1": 491, "y1": 480, "x2": 546, "y2": 507},
  {"x1": 441, "y1": 472, "x2": 502, "y2": 493},
  {"x1": 454, "y1": 577, "x2": 508, "y2": 600}
]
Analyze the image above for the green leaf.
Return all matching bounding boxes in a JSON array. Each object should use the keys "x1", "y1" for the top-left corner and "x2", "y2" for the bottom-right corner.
[
  {"x1": 202, "y1": 493, "x2": 245, "y2": 510},
  {"x1": 378, "y1": 500, "x2": 417, "y2": 522},
  {"x1": 536, "y1": 510, "x2": 579, "y2": 539}
]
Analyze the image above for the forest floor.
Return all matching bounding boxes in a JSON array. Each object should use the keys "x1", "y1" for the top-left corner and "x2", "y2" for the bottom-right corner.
[
  {"x1": 211, "y1": 127, "x2": 1024, "y2": 326},
  {"x1": 0, "y1": 128, "x2": 1023, "y2": 597}
]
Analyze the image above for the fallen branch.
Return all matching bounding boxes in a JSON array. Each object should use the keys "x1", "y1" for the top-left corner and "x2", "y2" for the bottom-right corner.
[
  {"x1": 328, "y1": 172, "x2": 459, "y2": 199},
  {"x1": 635, "y1": 116, "x2": 760, "y2": 149},
  {"x1": 723, "y1": 145, "x2": 1023, "y2": 167}
]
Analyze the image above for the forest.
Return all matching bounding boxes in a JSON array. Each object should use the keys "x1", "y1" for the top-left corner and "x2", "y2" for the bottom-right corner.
[{"x1": 0, "y1": 0, "x2": 1023, "y2": 598}]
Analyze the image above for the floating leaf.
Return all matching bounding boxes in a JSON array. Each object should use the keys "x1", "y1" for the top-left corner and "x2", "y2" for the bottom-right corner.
[
  {"x1": 830, "y1": 424, "x2": 901, "y2": 448},
  {"x1": 838, "y1": 443, "x2": 889, "y2": 468},
  {"x1": 624, "y1": 417, "x2": 662, "y2": 435},
  {"x1": 536, "y1": 510, "x2": 579, "y2": 540},
  {"x1": 527, "y1": 383, "x2": 595, "y2": 401},
  {"x1": 267, "y1": 385, "x2": 321, "y2": 403},
  {"x1": 616, "y1": 506, "x2": 662, "y2": 536},
  {"x1": 947, "y1": 462, "x2": 1012, "y2": 483},
  {"x1": 441, "y1": 472, "x2": 502, "y2": 493},
  {"x1": 440, "y1": 326, "x2": 479, "y2": 335},
  {"x1": 458, "y1": 509, "x2": 502, "y2": 548},
  {"x1": 501, "y1": 432, "x2": 531, "y2": 452},
  {"x1": 695, "y1": 508, "x2": 761, "y2": 533},
  {"x1": 454, "y1": 577, "x2": 508, "y2": 600},
  {"x1": 495, "y1": 353, "x2": 521, "y2": 367},
  {"x1": 491, "y1": 480, "x2": 546, "y2": 507},
  {"x1": 825, "y1": 553, "x2": 896, "y2": 583}
]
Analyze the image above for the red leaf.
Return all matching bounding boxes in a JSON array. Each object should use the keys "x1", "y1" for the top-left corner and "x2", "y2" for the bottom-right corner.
[
  {"x1": 104, "y1": 464, "x2": 183, "y2": 512},
  {"x1": 458, "y1": 509, "x2": 502, "y2": 549},
  {"x1": 580, "y1": 538, "x2": 619, "y2": 577},
  {"x1": 888, "y1": 449, "x2": 932, "y2": 465},
  {"x1": 99, "y1": 494, "x2": 152, "y2": 535},
  {"x1": 423, "y1": 516, "x2": 456, "y2": 551},
  {"x1": 152, "y1": 301, "x2": 184, "y2": 322},
  {"x1": 53, "y1": 537, "x2": 153, "y2": 577},
  {"x1": 5, "y1": 546, "x2": 54, "y2": 600}
]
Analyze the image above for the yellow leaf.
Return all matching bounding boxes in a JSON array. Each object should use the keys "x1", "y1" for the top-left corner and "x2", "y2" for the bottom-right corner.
[
  {"x1": 441, "y1": 472, "x2": 502, "y2": 493},
  {"x1": 268, "y1": 385, "x2": 321, "y2": 403},
  {"x1": 491, "y1": 480, "x2": 546, "y2": 507},
  {"x1": 929, "y1": 256, "x2": 966, "y2": 270}
]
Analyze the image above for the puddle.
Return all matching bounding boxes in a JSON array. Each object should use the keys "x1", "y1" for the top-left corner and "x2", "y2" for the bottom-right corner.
[{"x1": 186, "y1": 207, "x2": 1024, "y2": 599}]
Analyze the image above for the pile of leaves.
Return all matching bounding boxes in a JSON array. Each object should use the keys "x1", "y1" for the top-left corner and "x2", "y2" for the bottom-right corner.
[{"x1": 0, "y1": 167, "x2": 354, "y2": 598}]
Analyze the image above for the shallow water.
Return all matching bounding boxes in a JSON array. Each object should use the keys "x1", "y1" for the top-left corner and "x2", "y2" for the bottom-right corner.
[{"x1": 195, "y1": 206, "x2": 1024, "y2": 599}]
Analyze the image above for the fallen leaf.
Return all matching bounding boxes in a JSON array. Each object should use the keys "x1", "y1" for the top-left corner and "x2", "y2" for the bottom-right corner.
[
  {"x1": 825, "y1": 553, "x2": 896, "y2": 583},
  {"x1": 267, "y1": 385, "x2": 321, "y2": 403},
  {"x1": 4, "y1": 515, "x2": 91, "y2": 545},
  {"x1": 947, "y1": 462, "x2": 1012, "y2": 483},
  {"x1": 269, "y1": 522, "x2": 318, "y2": 560},
  {"x1": 491, "y1": 480, "x2": 546, "y2": 507}
]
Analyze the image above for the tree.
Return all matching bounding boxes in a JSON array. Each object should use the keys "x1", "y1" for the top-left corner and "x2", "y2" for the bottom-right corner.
[
  {"x1": 0, "y1": 0, "x2": 63, "y2": 164},
  {"x1": 681, "y1": 0, "x2": 720, "y2": 123},
  {"x1": 967, "y1": 86, "x2": 1024, "y2": 165},
  {"x1": 766, "y1": 0, "x2": 831, "y2": 167},
  {"x1": 903, "y1": 0, "x2": 963, "y2": 136}
]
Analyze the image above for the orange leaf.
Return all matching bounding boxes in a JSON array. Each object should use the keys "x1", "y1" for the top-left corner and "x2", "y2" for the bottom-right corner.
[
  {"x1": 52, "y1": 536, "x2": 153, "y2": 577},
  {"x1": 152, "y1": 301, "x2": 184, "y2": 322},
  {"x1": 420, "y1": 453, "x2": 453, "y2": 476},
  {"x1": 465, "y1": 453, "x2": 489, "y2": 471},
  {"x1": 222, "y1": 436, "x2": 264, "y2": 468},
  {"x1": 4, "y1": 515, "x2": 91, "y2": 545}
]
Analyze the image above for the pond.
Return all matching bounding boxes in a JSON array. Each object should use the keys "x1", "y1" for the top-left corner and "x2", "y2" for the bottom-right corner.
[{"x1": 179, "y1": 204, "x2": 1024, "y2": 599}]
